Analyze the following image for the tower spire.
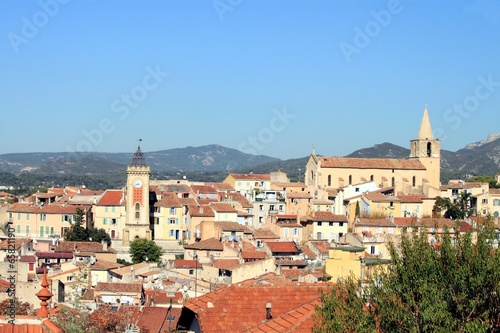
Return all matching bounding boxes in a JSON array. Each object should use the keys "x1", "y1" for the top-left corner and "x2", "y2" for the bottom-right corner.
[
  {"x1": 131, "y1": 139, "x2": 146, "y2": 166},
  {"x1": 417, "y1": 105, "x2": 434, "y2": 140}
]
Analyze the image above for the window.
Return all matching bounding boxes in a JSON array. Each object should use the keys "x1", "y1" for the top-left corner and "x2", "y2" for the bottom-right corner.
[
  {"x1": 284, "y1": 228, "x2": 289, "y2": 237},
  {"x1": 17, "y1": 213, "x2": 21, "y2": 220},
  {"x1": 26, "y1": 213, "x2": 30, "y2": 220},
  {"x1": 427, "y1": 142, "x2": 432, "y2": 157},
  {"x1": 170, "y1": 207, "x2": 176, "y2": 215},
  {"x1": 135, "y1": 212, "x2": 140, "y2": 219},
  {"x1": 388, "y1": 227, "x2": 393, "y2": 234},
  {"x1": 103, "y1": 218, "x2": 107, "y2": 225},
  {"x1": 17, "y1": 225, "x2": 20, "y2": 234},
  {"x1": 339, "y1": 222, "x2": 344, "y2": 227},
  {"x1": 112, "y1": 207, "x2": 116, "y2": 213},
  {"x1": 293, "y1": 228, "x2": 298, "y2": 236},
  {"x1": 370, "y1": 246, "x2": 376, "y2": 255},
  {"x1": 169, "y1": 218, "x2": 176, "y2": 225},
  {"x1": 370, "y1": 175, "x2": 374, "y2": 181},
  {"x1": 327, "y1": 175, "x2": 331, "y2": 187},
  {"x1": 105, "y1": 207, "x2": 108, "y2": 213},
  {"x1": 67, "y1": 276, "x2": 73, "y2": 281},
  {"x1": 135, "y1": 203, "x2": 140, "y2": 211},
  {"x1": 355, "y1": 187, "x2": 359, "y2": 192},
  {"x1": 111, "y1": 218, "x2": 117, "y2": 225},
  {"x1": 316, "y1": 205, "x2": 320, "y2": 212},
  {"x1": 348, "y1": 175, "x2": 352, "y2": 185},
  {"x1": 482, "y1": 199, "x2": 488, "y2": 204},
  {"x1": 50, "y1": 227, "x2": 54, "y2": 236},
  {"x1": 26, "y1": 225, "x2": 29, "y2": 234},
  {"x1": 494, "y1": 199, "x2": 500, "y2": 206},
  {"x1": 189, "y1": 269, "x2": 194, "y2": 275},
  {"x1": 329, "y1": 222, "x2": 334, "y2": 226},
  {"x1": 270, "y1": 205, "x2": 275, "y2": 211},
  {"x1": 412, "y1": 176, "x2": 416, "y2": 187},
  {"x1": 40, "y1": 226, "x2": 44, "y2": 237},
  {"x1": 391, "y1": 177, "x2": 395, "y2": 187},
  {"x1": 279, "y1": 205, "x2": 284, "y2": 211},
  {"x1": 317, "y1": 222, "x2": 322, "y2": 226},
  {"x1": 259, "y1": 205, "x2": 264, "y2": 212},
  {"x1": 40, "y1": 214, "x2": 46, "y2": 221}
]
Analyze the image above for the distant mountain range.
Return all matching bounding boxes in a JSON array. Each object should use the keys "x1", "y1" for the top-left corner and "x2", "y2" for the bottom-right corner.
[{"x1": 0, "y1": 135, "x2": 499, "y2": 178}]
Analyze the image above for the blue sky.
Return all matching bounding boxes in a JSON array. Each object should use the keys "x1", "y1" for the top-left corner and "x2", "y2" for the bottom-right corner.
[{"x1": 1, "y1": 0, "x2": 499, "y2": 160}]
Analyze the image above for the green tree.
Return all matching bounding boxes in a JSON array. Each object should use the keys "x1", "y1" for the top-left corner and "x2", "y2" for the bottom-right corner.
[
  {"x1": 64, "y1": 208, "x2": 111, "y2": 246},
  {"x1": 314, "y1": 222, "x2": 500, "y2": 333},
  {"x1": 314, "y1": 277, "x2": 376, "y2": 333},
  {"x1": 129, "y1": 238, "x2": 165, "y2": 264}
]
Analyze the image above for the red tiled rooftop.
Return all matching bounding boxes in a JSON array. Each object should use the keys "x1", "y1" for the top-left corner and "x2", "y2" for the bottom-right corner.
[
  {"x1": 97, "y1": 190, "x2": 123, "y2": 206},
  {"x1": 320, "y1": 157, "x2": 426, "y2": 170},
  {"x1": 265, "y1": 241, "x2": 300, "y2": 253},
  {"x1": 355, "y1": 218, "x2": 397, "y2": 228},
  {"x1": 137, "y1": 306, "x2": 182, "y2": 332},
  {"x1": 306, "y1": 211, "x2": 347, "y2": 222},
  {"x1": 184, "y1": 237, "x2": 224, "y2": 251},
  {"x1": 171, "y1": 259, "x2": 202, "y2": 269},
  {"x1": 210, "y1": 202, "x2": 238, "y2": 213},
  {"x1": 180, "y1": 283, "x2": 327, "y2": 333},
  {"x1": 56, "y1": 241, "x2": 105, "y2": 253},
  {"x1": 212, "y1": 259, "x2": 240, "y2": 269},
  {"x1": 7, "y1": 203, "x2": 82, "y2": 214},
  {"x1": 253, "y1": 229, "x2": 280, "y2": 239},
  {"x1": 191, "y1": 185, "x2": 218, "y2": 194}
]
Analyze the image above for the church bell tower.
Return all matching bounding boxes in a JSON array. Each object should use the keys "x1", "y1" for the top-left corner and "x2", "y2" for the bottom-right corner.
[
  {"x1": 409, "y1": 106, "x2": 441, "y2": 190},
  {"x1": 123, "y1": 141, "x2": 151, "y2": 245}
]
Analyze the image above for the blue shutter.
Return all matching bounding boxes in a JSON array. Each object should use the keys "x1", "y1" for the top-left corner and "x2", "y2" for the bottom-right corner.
[{"x1": 175, "y1": 218, "x2": 179, "y2": 225}]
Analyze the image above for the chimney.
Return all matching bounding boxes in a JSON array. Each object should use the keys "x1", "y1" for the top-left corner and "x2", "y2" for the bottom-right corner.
[{"x1": 265, "y1": 302, "x2": 272, "y2": 320}]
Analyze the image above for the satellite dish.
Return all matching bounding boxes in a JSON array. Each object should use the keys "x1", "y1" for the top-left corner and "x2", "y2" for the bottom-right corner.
[{"x1": 183, "y1": 175, "x2": 187, "y2": 180}]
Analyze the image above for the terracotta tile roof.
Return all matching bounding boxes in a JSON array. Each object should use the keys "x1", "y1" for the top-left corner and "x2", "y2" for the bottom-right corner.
[
  {"x1": 137, "y1": 306, "x2": 181, "y2": 332},
  {"x1": 319, "y1": 157, "x2": 426, "y2": 170},
  {"x1": 216, "y1": 221, "x2": 251, "y2": 232},
  {"x1": 272, "y1": 182, "x2": 306, "y2": 189},
  {"x1": 393, "y1": 217, "x2": 421, "y2": 227},
  {"x1": 155, "y1": 191, "x2": 181, "y2": 207},
  {"x1": 241, "y1": 250, "x2": 268, "y2": 260},
  {"x1": 206, "y1": 182, "x2": 236, "y2": 192},
  {"x1": 229, "y1": 173, "x2": 271, "y2": 181},
  {"x1": 253, "y1": 229, "x2": 280, "y2": 239},
  {"x1": 91, "y1": 259, "x2": 123, "y2": 271},
  {"x1": 305, "y1": 211, "x2": 347, "y2": 222},
  {"x1": 397, "y1": 194, "x2": 424, "y2": 203},
  {"x1": 0, "y1": 191, "x2": 15, "y2": 197},
  {"x1": 210, "y1": 202, "x2": 238, "y2": 213},
  {"x1": 7, "y1": 203, "x2": 82, "y2": 214},
  {"x1": 145, "y1": 290, "x2": 183, "y2": 305},
  {"x1": 0, "y1": 316, "x2": 63, "y2": 333},
  {"x1": 96, "y1": 190, "x2": 123, "y2": 206},
  {"x1": 0, "y1": 279, "x2": 10, "y2": 292},
  {"x1": 355, "y1": 218, "x2": 397, "y2": 228},
  {"x1": 220, "y1": 192, "x2": 253, "y2": 208},
  {"x1": 184, "y1": 237, "x2": 224, "y2": 251},
  {"x1": 180, "y1": 283, "x2": 326, "y2": 333},
  {"x1": 276, "y1": 259, "x2": 307, "y2": 267},
  {"x1": 19, "y1": 255, "x2": 37, "y2": 263},
  {"x1": 35, "y1": 251, "x2": 73, "y2": 259},
  {"x1": 265, "y1": 241, "x2": 300, "y2": 253},
  {"x1": 490, "y1": 189, "x2": 500, "y2": 195},
  {"x1": 95, "y1": 282, "x2": 143, "y2": 293},
  {"x1": 300, "y1": 245, "x2": 317, "y2": 260},
  {"x1": 307, "y1": 240, "x2": 331, "y2": 255},
  {"x1": 213, "y1": 259, "x2": 240, "y2": 269},
  {"x1": 191, "y1": 185, "x2": 218, "y2": 194},
  {"x1": 188, "y1": 204, "x2": 215, "y2": 217},
  {"x1": 171, "y1": 259, "x2": 202, "y2": 269},
  {"x1": 56, "y1": 241, "x2": 104, "y2": 253}
]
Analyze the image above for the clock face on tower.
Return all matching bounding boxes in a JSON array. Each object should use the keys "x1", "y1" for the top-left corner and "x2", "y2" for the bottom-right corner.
[{"x1": 133, "y1": 179, "x2": 143, "y2": 188}]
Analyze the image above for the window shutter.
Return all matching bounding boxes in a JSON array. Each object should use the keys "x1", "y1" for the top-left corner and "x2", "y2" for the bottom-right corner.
[{"x1": 175, "y1": 218, "x2": 179, "y2": 225}]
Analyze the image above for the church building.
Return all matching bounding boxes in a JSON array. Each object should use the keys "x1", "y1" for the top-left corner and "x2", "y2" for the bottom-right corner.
[{"x1": 304, "y1": 107, "x2": 441, "y2": 197}]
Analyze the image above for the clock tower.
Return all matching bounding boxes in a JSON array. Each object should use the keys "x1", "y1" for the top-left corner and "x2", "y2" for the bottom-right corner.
[{"x1": 123, "y1": 142, "x2": 151, "y2": 245}]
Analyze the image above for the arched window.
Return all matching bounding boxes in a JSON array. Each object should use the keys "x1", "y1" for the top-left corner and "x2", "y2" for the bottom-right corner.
[
  {"x1": 427, "y1": 142, "x2": 432, "y2": 157},
  {"x1": 348, "y1": 175, "x2": 352, "y2": 185},
  {"x1": 327, "y1": 175, "x2": 331, "y2": 187},
  {"x1": 135, "y1": 203, "x2": 140, "y2": 211},
  {"x1": 412, "y1": 176, "x2": 416, "y2": 187},
  {"x1": 370, "y1": 175, "x2": 374, "y2": 181}
]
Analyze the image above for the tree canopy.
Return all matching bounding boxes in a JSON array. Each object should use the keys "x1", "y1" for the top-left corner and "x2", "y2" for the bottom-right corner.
[
  {"x1": 129, "y1": 238, "x2": 165, "y2": 264},
  {"x1": 64, "y1": 208, "x2": 111, "y2": 246},
  {"x1": 314, "y1": 222, "x2": 500, "y2": 333}
]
